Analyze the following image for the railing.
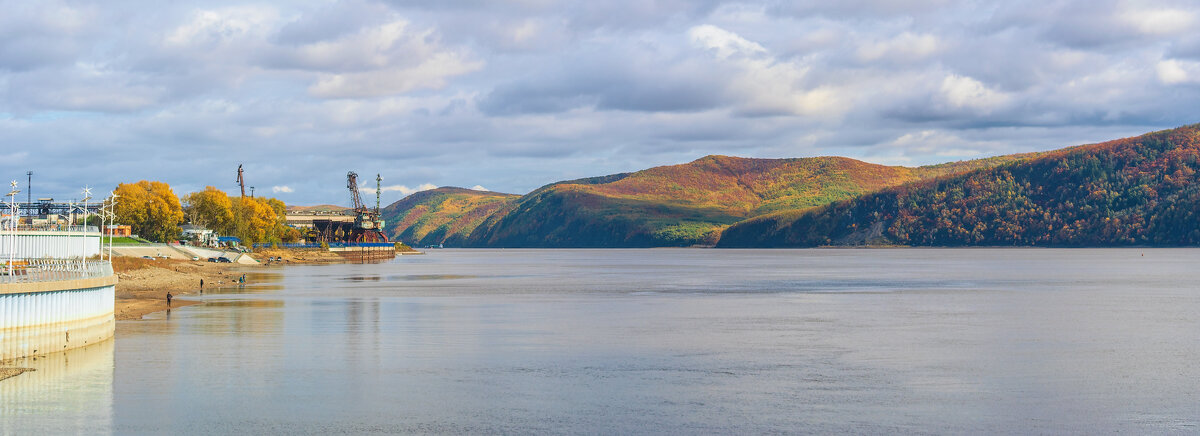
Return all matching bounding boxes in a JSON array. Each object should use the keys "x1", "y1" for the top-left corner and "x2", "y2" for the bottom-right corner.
[
  {"x1": 6, "y1": 225, "x2": 100, "y2": 233},
  {"x1": 252, "y1": 242, "x2": 396, "y2": 249},
  {"x1": 0, "y1": 259, "x2": 114, "y2": 285}
]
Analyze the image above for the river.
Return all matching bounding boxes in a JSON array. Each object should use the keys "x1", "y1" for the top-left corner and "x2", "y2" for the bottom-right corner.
[{"x1": 3, "y1": 248, "x2": 1199, "y2": 434}]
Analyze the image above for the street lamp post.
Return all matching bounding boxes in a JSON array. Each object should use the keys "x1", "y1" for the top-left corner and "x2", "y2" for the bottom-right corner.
[{"x1": 6, "y1": 180, "x2": 20, "y2": 276}]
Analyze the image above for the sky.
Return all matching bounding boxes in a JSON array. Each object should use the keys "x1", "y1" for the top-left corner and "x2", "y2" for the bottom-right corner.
[{"x1": 2, "y1": 0, "x2": 1199, "y2": 207}]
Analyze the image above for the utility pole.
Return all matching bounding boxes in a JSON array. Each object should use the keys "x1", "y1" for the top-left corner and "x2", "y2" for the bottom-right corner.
[
  {"x1": 26, "y1": 171, "x2": 31, "y2": 205},
  {"x1": 250, "y1": 187, "x2": 255, "y2": 198}
]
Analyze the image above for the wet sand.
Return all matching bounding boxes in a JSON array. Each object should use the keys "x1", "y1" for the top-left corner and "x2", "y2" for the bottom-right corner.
[
  {"x1": 112, "y1": 246, "x2": 419, "y2": 320},
  {"x1": 0, "y1": 368, "x2": 32, "y2": 382},
  {"x1": 112, "y1": 257, "x2": 247, "y2": 320}
]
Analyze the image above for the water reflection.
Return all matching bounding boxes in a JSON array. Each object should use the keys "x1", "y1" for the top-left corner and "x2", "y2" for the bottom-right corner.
[
  {"x1": 341, "y1": 274, "x2": 478, "y2": 282},
  {"x1": 1, "y1": 339, "x2": 114, "y2": 435},
  {"x1": 12, "y1": 248, "x2": 1200, "y2": 434}
]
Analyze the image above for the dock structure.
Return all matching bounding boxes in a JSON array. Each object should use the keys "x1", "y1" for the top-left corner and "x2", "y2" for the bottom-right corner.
[
  {"x1": 0, "y1": 259, "x2": 116, "y2": 360},
  {"x1": 2, "y1": 205, "x2": 116, "y2": 360}
]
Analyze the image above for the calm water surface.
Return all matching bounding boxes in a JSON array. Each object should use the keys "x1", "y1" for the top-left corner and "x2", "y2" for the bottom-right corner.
[{"x1": 4, "y1": 248, "x2": 1200, "y2": 434}]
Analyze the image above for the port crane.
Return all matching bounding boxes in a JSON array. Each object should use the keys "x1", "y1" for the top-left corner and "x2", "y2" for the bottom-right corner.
[
  {"x1": 236, "y1": 164, "x2": 246, "y2": 198},
  {"x1": 345, "y1": 171, "x2": 388, "y2": 243}
]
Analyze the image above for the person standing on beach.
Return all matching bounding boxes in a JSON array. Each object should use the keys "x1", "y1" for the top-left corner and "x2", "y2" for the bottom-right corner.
[
  {"x1": 167, "y1": 291, "x2": 173, "y2": 307},
  {"x1": 200, "y1": 278, "x2": 204, "y2": 294}
]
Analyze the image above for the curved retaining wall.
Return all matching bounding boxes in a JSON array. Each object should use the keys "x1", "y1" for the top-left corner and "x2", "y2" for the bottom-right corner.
[{"x1": 0, "y1": 275, "x2": 116, "y2": 360}]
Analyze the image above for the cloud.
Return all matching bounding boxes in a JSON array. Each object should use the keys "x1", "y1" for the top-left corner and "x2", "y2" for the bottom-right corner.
[
  {"x1": 375, "y1": 183, "x2": 437, "y2": 196},
  {"x1": 3, "y1": 0, "x2": 1200, "y2": 205},
  {"x1": 939, "y1": 74, "x2": 1011, "y2": 112},
  {"x1": 470, "y1": 185, "x2": 487, "y2": 191},
  {"x1": 271, "y1": 185, "x2": 293, "y2": 193},
  {"x1": 688, "y1": 24, "x2": 846, "y2": 117},
  {"x1": 308, "y1": 51, "x2": 483, "y2": 98},
  {"x1": 1157, "y1": 59, "x2": 1200, "y2": 85}
]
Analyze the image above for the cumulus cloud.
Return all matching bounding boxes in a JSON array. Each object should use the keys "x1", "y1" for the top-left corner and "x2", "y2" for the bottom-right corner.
[
  {"x1": 375, "y1": 183, "x2": 437, "y2": 196},
  {"x1": 1157, "y1": 59, "x2": 1200, "y2": 85},
  {"x1": 688, "y1": 24, "x2": 846, "y2": 117},
  {"x1": 939, "y1": 74, "x2": 1011, "y2": 112},
  {"x1": 271, "y1": 185, "x2": 293, "y2": 193},
  {"x1": 2, "y1": 0, "x2": 1199, "y2": 205},
  {"x1": 470, "y1": 185, "x2": 488, "y2": 191}
]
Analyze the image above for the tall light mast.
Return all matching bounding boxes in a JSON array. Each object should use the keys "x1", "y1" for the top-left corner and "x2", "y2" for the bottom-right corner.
[
  {"x1": 7, "y1": 180, "x2": 20, "y2": 275},
  {"x1": 375, "y1": 174, "x2": 382, "y2": 215}
]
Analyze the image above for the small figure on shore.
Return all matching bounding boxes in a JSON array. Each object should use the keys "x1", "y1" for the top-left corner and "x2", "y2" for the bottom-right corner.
[
  {"x1": 200, "y1": 278, "x2": 204, "y2": 294},
  {"x1": 166, "y1": 291, "x2": 173, "y2": 307}
]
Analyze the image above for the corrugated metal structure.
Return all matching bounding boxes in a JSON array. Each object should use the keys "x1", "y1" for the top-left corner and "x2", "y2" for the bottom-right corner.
[{"x1": 1, "y1": 227, "x2": 115, "y2": 360}]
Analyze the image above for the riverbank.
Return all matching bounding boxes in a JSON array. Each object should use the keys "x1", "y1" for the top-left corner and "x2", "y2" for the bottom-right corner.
[
  {"x1": 254, "y1": 245, "x2": 422, "y2": 263},
  {"x1": 112, "y1": 257, "x2": 246, "y2": 320},
  {"x1": 0, "y1": 368, "x2": 31, "y2": 382},
  {"x1": 112, "y1": 245, "x2": 420, "y2": 320}
]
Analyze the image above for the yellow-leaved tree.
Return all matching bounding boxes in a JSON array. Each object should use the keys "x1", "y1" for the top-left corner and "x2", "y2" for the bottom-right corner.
[
  {"x1": 113, "y1": 181, "x2": 184, "y2": 242},
  {"x1": 180, "y1": 185, "x2": 300, "y2": 245},
  {"x1": 228, "y1": 196, "x2": 300, "y2": 244},
  {"x1": 181, "y1": 186, "x2": 235, "y2": 235}
]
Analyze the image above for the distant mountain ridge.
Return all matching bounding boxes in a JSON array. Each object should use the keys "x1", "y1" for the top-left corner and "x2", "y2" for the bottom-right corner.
[
  {"x1": 717, "y1": 124, "x2": 1200, "y2": 247},
  {"x1": 380, "y1": 187, "x2": 519, "y2": 247},
  {"x1": 380, "y1": 152, "x2": 1035, "y2": 247}
]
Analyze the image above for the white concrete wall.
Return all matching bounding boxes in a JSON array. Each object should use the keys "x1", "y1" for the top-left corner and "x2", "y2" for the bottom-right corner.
[
  {"x1": 0, "y1": 284, "x2": 115, "y2": 360},
  {"x1": 2, "y1": 230, "x2": 101, "y2": 259}
]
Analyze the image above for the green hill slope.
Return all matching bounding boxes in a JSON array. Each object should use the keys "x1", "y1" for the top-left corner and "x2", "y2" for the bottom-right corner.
[
  {"x1": 717, "y1": 124, "x2": 1200, "y2": 247},
  {"x1": 380, "y1": 187, "x2": 519, "y2": 246},
  {"x1": 463, "y1": 154, "x2": 1032, "y2": 247}
]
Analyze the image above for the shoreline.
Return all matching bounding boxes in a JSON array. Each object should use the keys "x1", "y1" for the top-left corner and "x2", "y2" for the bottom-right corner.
[
  {"x1": 113, "y1": 256, "x2": 250, "y2": 320},
  {"x1": 113, "y1": 246, "x2": 421, "y2": 320}
]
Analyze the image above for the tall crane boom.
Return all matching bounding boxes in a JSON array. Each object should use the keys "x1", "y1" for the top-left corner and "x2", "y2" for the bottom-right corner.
[
  {"x1": 347, "y1": 171, "x2": 366, "y2": 212},
  {"x1": 237, "y1": 165, "x2": 246, "y2": 198}
]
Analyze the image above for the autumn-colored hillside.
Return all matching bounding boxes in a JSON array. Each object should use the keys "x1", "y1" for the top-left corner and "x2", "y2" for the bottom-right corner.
[
  {"x1": 379, "y1": 187, "x2": 519, "y2": 247},
  {"x1": 717, "y1": 124, "x2": 1200, "y2": 247},
  {"x1": 461, "y1": 154, "x2": 1032, "y2": 247}
]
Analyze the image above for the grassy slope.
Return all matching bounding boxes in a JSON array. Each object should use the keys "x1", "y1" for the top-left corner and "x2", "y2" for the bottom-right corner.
[
  {"x1": 717, "y1": 124, "x2": 1200, "y2": 247},
  {"x1": 464, "y1": 154, "x2": 1033, "y2": 247},
  {"x1": 379, "y1": 187, "x2": 519, "y2": 246}
]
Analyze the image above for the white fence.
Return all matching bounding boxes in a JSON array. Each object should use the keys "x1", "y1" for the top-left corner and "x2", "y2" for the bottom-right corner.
[
  {"x1": 0, "y1": 229, "x2": 102, "y2": 259},
  {"x1": 0, "y1": 260, "x2": 114, "y2": 285}
]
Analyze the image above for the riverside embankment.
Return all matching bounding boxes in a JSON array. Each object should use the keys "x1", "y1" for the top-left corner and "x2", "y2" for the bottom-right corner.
[{"x1": 112, "y1": 245, "x2": 421, "y2": 320}]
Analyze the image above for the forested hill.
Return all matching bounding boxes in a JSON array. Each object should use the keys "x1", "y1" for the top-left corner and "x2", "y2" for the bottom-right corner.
[
  {"x1": 379, "y1": 187, "x2": 519, "y2": 247},
  {"x1": 717, "y1": 124, "x2": 1200, "y2": 247},
  {"x1": 460, "y1": 154, "x2": 1030, "y2": 247}
]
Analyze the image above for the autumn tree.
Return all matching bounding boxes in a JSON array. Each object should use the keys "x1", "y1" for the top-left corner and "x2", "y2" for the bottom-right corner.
[
  {"x1": 228, "y1": 196, "x2": 300, "y2": 244},
  {"x1": 182, "y1": 186, "x2": 235, "y2": 234},
  {"x1": 113, "y1": 181, "x2": 185, "y2": 242}
]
